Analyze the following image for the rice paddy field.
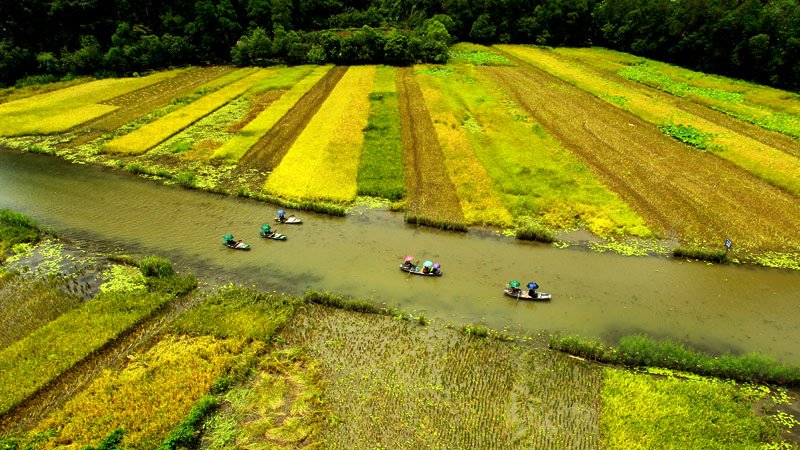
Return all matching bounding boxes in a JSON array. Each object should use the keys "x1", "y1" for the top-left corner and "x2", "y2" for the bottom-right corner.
[{"x1": 1, "y1": 44, "x2": 799, "y2": 265}]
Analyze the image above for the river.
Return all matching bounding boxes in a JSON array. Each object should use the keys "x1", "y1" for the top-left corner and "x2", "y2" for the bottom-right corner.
[{"x1": 2, "y1": 148, "x2": 799, "y2": 363}]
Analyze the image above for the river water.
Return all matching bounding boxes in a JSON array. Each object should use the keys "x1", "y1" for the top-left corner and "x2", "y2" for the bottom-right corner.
[{"x1": 2, "y1": 149, "x2": 799, "y2": 363}]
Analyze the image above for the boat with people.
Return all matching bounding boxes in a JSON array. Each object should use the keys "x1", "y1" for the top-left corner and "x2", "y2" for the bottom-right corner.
[
  {"x1": 399, "y1": 256, "x2": 443, "y2": 276},
  {"x1": 275, "y1": 209, "x2": 302, "y2": 224},
  {"x1": 259, "y1": 224, "x2": 286, "y2": 240},
  {"x1": 504, "y1": 280, "x2": 551, "y2": 300},
  {"x1": 258, "y1": 225, "x2": 286, "y2": 241},
  {"x1": 223, "y1": 234, "x2": 250, "y2": 250}
]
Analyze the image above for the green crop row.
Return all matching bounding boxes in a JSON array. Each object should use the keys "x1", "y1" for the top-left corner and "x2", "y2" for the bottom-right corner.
[{"x1": 357, "y1": 66, "x2": 405, "y2": 200}]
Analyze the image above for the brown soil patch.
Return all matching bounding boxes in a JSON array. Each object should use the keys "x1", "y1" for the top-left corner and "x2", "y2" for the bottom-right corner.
[
  {"x1": 67, "y1": 66, "x2": 236, "y2": 146},
  {"x1": 227, "y1": 89, "x2": 286, "y2": 133},
  {"x1": 396, "y1": 68, "x2": 465, "y2": 227},
  {"x1": 238, "y1": 67, "x2": 348, "y2": 171},
  {"x1": 482, "y1": 60, "x2": 800, "y2": 250}
]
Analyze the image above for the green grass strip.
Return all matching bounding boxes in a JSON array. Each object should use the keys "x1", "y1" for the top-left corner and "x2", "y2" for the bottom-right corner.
[
  {"x1": 357, "y1": 66, "x2": 405, "y2": 200},
  {"x1": 104, "y1": 69, "x2": 268, "y2": 155},
  {"x1": 0, "y1": 289, "x2": 174, "y2": 415},
  {"x1": 210, "y1": 66, "x2": 332, "y2": 162},
  {"x1": 0, "y1": 70, "x2": 183, "y2": 137}
]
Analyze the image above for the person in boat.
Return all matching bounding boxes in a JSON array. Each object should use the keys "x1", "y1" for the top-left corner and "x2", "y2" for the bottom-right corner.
[
  {"x1": 276, "y1": 210, "x2": 287, "y2": 223},
  {"x1": 402, "y1": 260, "x2": 414, "y2": 270},
  {"x1": 528, "y1": 288, "x2": 536, "y2": 298}
]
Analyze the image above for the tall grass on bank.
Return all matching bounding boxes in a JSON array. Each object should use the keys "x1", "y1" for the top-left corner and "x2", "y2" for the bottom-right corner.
[
  {"x1": 26, "y1": 335, "x2": 252, "y2": 450},
  {"x1": 104, "y1": 69, "x2": 267, "y2": 154},
  {"x1": 499, "y1": 45, "x2": 800, "y2": 196},
  {"x1": 0, "y1": 209, "x2": 41, "y2": 260},
  {"x1": 264, "y1": 66, "x2": 375, "y2": 203},
  {"x1": 672, "y1": 245, "x2": 729, "y2": 263},
  {"x1": 211, "y1": 66, "x2": 331, "y2": 162},
  {"x1": 357, "y1": 66, "x2": 405, "y2": 201},
  {"x1": 416, "y1": 65, "x2": 514, "y2": 227},
  {"x1": 0, "y1": 70, "x2": 182, "y2": 136},
  {"x1": 549, "y1": 334, "x2": 800, "y2": 386},
  {"x1": 236, "y1": 188, "x2": 347, "y2": 216},
  {"x1": 303, "y1": 290, "x2": 399, "y2": 316}
]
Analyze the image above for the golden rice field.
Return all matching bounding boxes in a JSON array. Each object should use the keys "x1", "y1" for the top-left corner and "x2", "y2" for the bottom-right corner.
[
  {"x1": 0, "y1": 69, "x2": 183, "y2": 136},
  {"x1": 211, "y1": 65, "x2": 331, "y2": 162},
  {"x1": 263, "y1": 66, "x2": 375, "y2": 202},
  {"x1": 104, "y1": 68, "x2": 267, "y2": 154},
  {"x1": 1, "y1": 45, "x2": 799, "y2": 256}
]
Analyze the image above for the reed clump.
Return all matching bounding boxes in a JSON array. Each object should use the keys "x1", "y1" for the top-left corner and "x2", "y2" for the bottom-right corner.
[
  {"x1": 303, "y1": 290, "x2": 398, "y2": 316},
  {"x1": 0, "y1": 209, "x2": 41, "y2": 260},
  {"x1": 672, "y1": 245, "x2": 729, "y2": 263},
  {"x1": 516, "y1": 222, "x2": 556, "y2": 243}
]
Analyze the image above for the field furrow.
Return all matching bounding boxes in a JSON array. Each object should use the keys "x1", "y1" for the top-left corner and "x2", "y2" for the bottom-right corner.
[
  {"x1": 416, "y1": 66, "x2": 514, "y2": 227},
  {"x1": 498, "y1": 46, "x2": 800, "y2": 197},
  {"x1": 68, "y1": 66, "x2": 237, "y2": 147},
  {"x1": 483, "y1": 64, "x2": 800, "y2": 250},
  {"x1": 396, "y1": 67, "x2": 465, "y2": 230},
  {"x1": 212, "y1": 65, "x2": 332, "y2": 163},
  {"x1": 239, "y1": 66, "x2": 346, "y2": 169},
  {"x1": 0, "y1": 70, "x2": 183, "y2": 136},
  {"x1": 263, "y1": 66, "x2": 375, "y2": 203},
  {"x1": 103, "y1": 68, "x2": 267, "y2": 154}
]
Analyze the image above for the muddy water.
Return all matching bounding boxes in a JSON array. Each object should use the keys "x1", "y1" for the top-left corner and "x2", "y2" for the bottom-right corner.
[{"x1": 2, "y1": 149, "x2": 799, "y2": 363}]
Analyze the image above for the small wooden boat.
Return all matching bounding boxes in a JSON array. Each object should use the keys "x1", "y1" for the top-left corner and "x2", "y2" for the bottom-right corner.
[
  {"x1": 223, "y1": 240, "x2": 251, "y2": 250},
  {"x1": 260, "y1": 230, "x2": 287, "y2": 240},
  {"x1": 503, "y1": 288, "x2": 551, "y2": 301},
  {"x1": 275, "y1": 211, "x2": 302, "y2": 224},
  {"x1": 399, "y1": 263, "x2": 443, "y2": 277}
]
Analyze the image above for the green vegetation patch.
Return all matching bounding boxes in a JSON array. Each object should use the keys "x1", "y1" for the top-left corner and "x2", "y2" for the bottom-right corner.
[
  {"x1": 0, "y1": 209, "x2": 41, "y2": 260},
  {"x1": 449, "y1": 44, "x2": 512, "y2": 67},
  {"x1": 171, "y1": 284, "x2": 298, "y2": 341},
  {"x1": 357, "y1": 66, "x2": 405, "y2": 200},
  {"x1": 602, "y1": 368, "x2": 776, "y2": 448},
  {"x1": 657, "y1": 122, "x2": 716, "y2": 150}
]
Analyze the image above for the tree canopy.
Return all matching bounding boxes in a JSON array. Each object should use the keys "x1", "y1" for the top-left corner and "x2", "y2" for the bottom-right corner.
[{"x1": 1, "y1": 0, "x2": 798, "y2": 89}]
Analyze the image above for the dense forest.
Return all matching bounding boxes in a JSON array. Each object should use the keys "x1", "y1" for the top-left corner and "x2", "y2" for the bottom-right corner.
[{"x1": 1, "y1": 0, "x2": 799, "y2": 89}]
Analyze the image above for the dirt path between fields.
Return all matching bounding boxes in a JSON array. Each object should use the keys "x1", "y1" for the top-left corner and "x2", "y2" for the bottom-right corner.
[
  {"x1": 482, "y1": 61, "x2": 800, "y2": 250},
  {"x1": 396, "y1": 68, "x2": 465, "y2": 228},
  {"x1": 238, "y1": 66, "x2": 347, "y2": 171},
  {"x1": 0, "y1": 289, "x2": 204, "y2": 435},
  {"x1": 67, "y1": 66, "x2": 236, "y2": 147}
]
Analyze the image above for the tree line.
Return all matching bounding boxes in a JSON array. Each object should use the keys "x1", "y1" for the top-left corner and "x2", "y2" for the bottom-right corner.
[{"x1": 1, "y1": 0, "x2": 799, "y2": 89}]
